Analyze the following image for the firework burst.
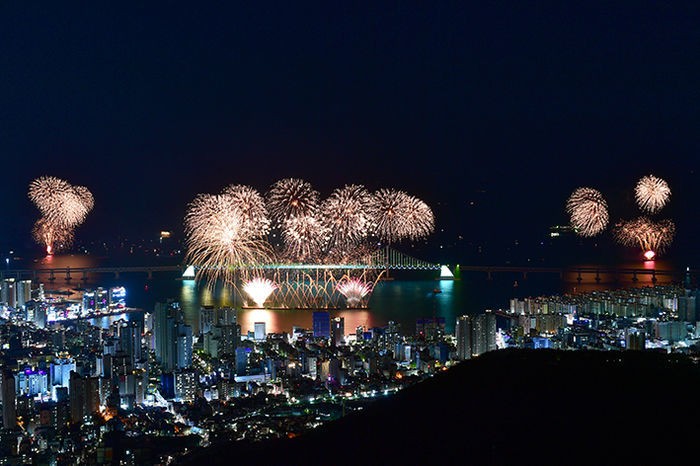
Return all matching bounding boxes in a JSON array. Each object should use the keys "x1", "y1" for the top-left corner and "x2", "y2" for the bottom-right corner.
[
  {"x1": 222, "y1": 184, "x2": 271, "y2": 237},
  {"x1": 29, "y1": 176, "x2": 93, "y2": 228},
  {"x1": 282, "y1": 215, "x2": 329, "y2": 262},
  {"x1": 184, "y1": 193, "x2": 271, "y2": 285},
  {"x1": 635, "y1": 175, "x2": 670, "y2": 213},
  {"x1": 266, "y1": 178, "x2": 320, "y2": 224},
  {"x1": 337, "y1": 278, "x2": 372, "y2": 307},
  {"x1": 32, "y1": 218, "x2": 73, "y2": 255},
  {"x1": 369, "y1": 189, "x2": 435, "y2": 242},
  {"x1": 321, "y1": 184, "x2": 372, "y2": 252},
  {"x1": 243, "y1": 277, "x2": 277, "y2": 308},
  {"x1": 566, "y1": 187, "x2": 609, "y2": 237},
  {"x1": 614, "y1": 217, "x2": 675, "y2": 255}
]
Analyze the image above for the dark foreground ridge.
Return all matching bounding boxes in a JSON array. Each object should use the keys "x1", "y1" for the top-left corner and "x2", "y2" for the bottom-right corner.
[{"x1": 181, "y1": 349, "x2": 700, "y2": 465}]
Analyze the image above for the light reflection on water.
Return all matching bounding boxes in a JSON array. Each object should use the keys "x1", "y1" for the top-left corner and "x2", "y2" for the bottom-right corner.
[{"x1": 23, "y1": 254, "x2": 680, "y2": 335}]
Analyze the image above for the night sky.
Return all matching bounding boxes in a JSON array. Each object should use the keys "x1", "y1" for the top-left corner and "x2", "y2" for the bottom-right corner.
[{"x1": 0, "y1": 2, "x2": 697, "y2": 260}]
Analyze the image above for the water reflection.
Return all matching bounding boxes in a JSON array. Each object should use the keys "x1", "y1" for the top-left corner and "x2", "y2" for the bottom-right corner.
[{"x1": 22, "y1": 254, "x2": 682, "y2": 336}]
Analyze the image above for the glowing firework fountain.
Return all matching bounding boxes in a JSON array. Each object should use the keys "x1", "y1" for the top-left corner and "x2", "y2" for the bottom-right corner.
[
  {"x1": 337, "y1": 278, "x2": 373, "y2": 307},
  {"x1": 243, "y1": 277, "x2": 278, "y2": 308}
]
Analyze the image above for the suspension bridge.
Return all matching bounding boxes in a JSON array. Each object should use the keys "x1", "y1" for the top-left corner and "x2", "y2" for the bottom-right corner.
[{"x1": 0, "y1": 248, "x2": 695, "y2": 284}]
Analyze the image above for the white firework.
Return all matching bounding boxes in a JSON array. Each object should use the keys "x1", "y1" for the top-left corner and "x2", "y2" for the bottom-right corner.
[
  {"x1": 635, "y1": 175, "x2": 670, "y2": 213},
  {"x1": 222, "y1": 184, "x2": 271, "y2": 238},
  {"x1": 321, "y1": 184, "x2": 372, "y2": 252},
  {"x1": 266, "y1": 178, "x2": 320, "y2": 224},
  {"x1": 566, "y1": 187, "x2": 609, "y2": 237},
  {"x1": 282, "y1": 215, "x2": 329, "y2": 262},
  {"x1": 369, "y1": 189, "x2": 435, "y2": 242},
  {"x1": 184, "y1": 193, "x2": 271, "y2": 285}
]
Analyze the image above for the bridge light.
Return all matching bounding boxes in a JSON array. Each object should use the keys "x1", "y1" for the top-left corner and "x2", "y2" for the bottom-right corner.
[
  {"x1": 440, "y1": 265, "x2": 454, "y2": 279},
  {"x1": 182, "y1": 266, "x2": 196, "y2": 279}
]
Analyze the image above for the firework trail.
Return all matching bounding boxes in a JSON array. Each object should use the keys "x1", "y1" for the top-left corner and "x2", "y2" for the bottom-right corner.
[
  {"x1": 266, "y1": 178, "x2": 320, "y2": 224},
  {"x1": 281, "y1": 215, "x2": 329, "y2": 262},
  {"x1": 614, "y1": 217, "x2": 675, "y2": 254},
  {"x1": 369, "y1": 189, "x2": 435, "y2": 242},
  {"x1": 243, "y1": 277, "x2": 277, "y2": 308},
  {"x1": 566, "y1": 187, "x2": 609, "y2": 237},
  {"x1": 29, "y1": 176, "x2": 93, "y2": 228},
  {"x1": 32, "y1": 219, "x2": 74, "y2": 255},
  {"x1": 321, "y1": 184, "x2": 372, "y2": 252},
  {"x1": 635, "y1": 175, "x2": 670, "y2": 213},
  {"x1": 337, "y1": 278, "x2": 372, "y2": 307},
  {"x1": 184, "y1": 193, "x2": 271, "y2": 285},
  {"x1": 222, "y1": 184, "x2": 271, "y2": 238}
]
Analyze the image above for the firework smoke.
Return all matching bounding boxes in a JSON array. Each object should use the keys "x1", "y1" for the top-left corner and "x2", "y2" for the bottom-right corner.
[
  {"x1": 614, "y1": 217, "x2": 675, "y2": 254},
  {"x1": 566, "y1": 187, "x2": 609, "y2": 237},
  {"x1": 635, "y1": 175, "x2": 670, "y2": 213},
  {"x1": 266, "y1": 178, "x2": 320, "y2": 224}
]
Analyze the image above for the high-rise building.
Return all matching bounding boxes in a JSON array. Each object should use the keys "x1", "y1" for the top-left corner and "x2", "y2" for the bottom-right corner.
[
  {"x1": 16, "y1": 280, "x2": 32, "y2": 308},
  {"x1": 235, "y1": 347, "x2": 249, "y2": 375},
  {"x1": 28, "y1": 302, "x2": 47, "y2": 329},
  {"x1": 472, "y1": 312, "x2": 497, "y2": 356},
  {"x1": 203, "y1": 324, "x2": 240, "y2": 358},
  {"x1": 2, "y1": 278, "x2": 16, "y2": 308},
  {"x1": 15, "y1": 369, "x2": 49, "y2": 397},
  {"x1": 678, "y1": 296, "x2": 697, "y2": 323},
  {"x1": 313, "y1": 312, "x2": 330, "y2": 338},
  {"x1": 625, "y1": 330, "x2": 646, "y2": 350},
  {"x1": 69, "y1": 372, "x2": 99, "y2": 424},
  {"x1": 199, "y1": 306, "x2": 216, "y2": 336},
  {"x1": 254, "y1": 322, "x2": 266, "y2": 341},
  {"x1": 174, "y1": 370, "x2": 197, "y2": 402},
  {"x1": 69, "y1": 371, "x2": 85, "y2": 424},
  {"x1": 50, "y1": 358, "x2": 75, "y2": 393},
  {"x1": 456, "y1": 312, "x2": 497, "y2": 358},
  {"x1": 108, "y1": 287, "x2": 126, "y2": 309},
  {"x1": 176, "y1": 323, "x2": 193, "y2": 369},
  {"x1": 416, "y1": 317, "x2": 446, "y2": 340},
  {"x1": 331, "y1": 317, "x2": 345, "y2": 346},
  {"x1": 82, "y1": 288, "x2": 109, "y2": 312},
  {"x1": 154, "y1": 301, "x2": 184, "y2": 371},
  {"x1": 2, "y1": 370, "x2": 17, "y2": 429},
  {"x1": 455, "y1": 315, "x2": 472, "y2": 359},
  {"x1": 119, "y1": 320, "x2": 143, "y2": 364},
  {"x1": 216, "y1": 307, "x2": 237, "y2": 326}
]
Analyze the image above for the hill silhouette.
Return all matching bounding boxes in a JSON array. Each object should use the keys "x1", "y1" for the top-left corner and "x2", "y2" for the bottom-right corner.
[{"x1": 182, "y1": 349, "x2": 700, "y2": 465}]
